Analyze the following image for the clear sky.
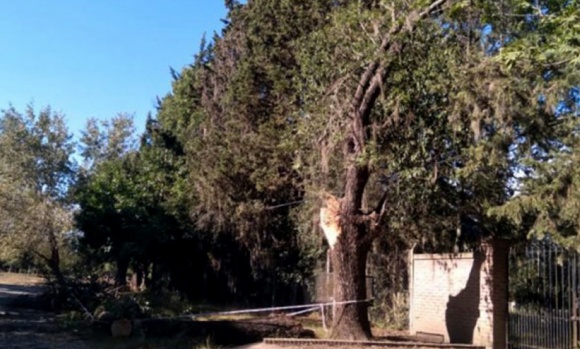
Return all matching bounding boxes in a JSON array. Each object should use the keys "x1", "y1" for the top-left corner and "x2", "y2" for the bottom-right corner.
[{"x1": 0, "y1": 1, "x2": 227, "y2": 140}]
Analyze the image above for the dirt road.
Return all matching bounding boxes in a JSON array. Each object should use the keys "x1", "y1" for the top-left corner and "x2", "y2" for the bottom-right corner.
[
  {"x1": 0, "y1": 273, "x2": 89, "y2": 349},
  {"x1": 0, "y1": 273, "x2": 458, "y2": 349}
]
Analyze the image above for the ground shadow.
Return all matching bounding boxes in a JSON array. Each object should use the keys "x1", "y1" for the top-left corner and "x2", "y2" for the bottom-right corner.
[
  {"x1": 444, "y1": 250, "x2": 485, "y2": 344},
  {"x1": 0, "y1": 283, "x2": 49, "y2": 311},
  {"x1": 0, "y1": 284, "x2": 45, "y2": 297}
]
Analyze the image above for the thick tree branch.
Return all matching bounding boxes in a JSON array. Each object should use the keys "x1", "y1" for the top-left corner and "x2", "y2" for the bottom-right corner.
[
  {"x1": 357, "y1": 0, "x2": 450, "y2": 122},
  {"x1": 373, "y1": 190, "x2": 389, "y2": 219},
  {"x1": 342, "y1": 0, "x2": 450, "y2": 237},
  {"x1": 352, "y1": 0, "x2": 449, "y2": 113},
  {"x1": 362, "y1": 190, "x2": 390, "y2": 242},
  {"x1": 31, "y1": 249, "x2": 51, "y2": 264}
]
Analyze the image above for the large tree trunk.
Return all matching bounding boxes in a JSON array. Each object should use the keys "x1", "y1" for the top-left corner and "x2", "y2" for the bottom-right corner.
[
  {"x1": 328, "y1": 155, "x2": 374, "y2": 339},
  {"x1": 34, "y1": 234, "x2": 68, "y2": 309},
  {"x1": 48, "y1": 245, "x2": 66, "y2": 287},
  {"x1": 37, "y1": 229, "x2": 67, "y2": 290},
  {"x1": 330, "y1": 223, "x2": 372, "y2": 339}
]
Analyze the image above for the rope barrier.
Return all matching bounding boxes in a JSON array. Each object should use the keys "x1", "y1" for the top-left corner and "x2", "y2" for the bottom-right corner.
[
  {"x1": 287, "y1": 307, "x2": 319, "y2": 317},
  {"x1": 181, "y1": 298, "x2": 372, "y2": 319}
]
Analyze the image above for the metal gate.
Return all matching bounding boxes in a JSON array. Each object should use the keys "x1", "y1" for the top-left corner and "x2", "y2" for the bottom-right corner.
[{"x1": 508, "y1": 240, "x2": 580, "y2": 349}]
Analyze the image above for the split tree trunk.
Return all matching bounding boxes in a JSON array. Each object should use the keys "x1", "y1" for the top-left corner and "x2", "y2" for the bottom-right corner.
[
  {"x1": 323, "y1": 28, "x2": 381, "y2": 335},
  {"x1": 324, "y1": 0, "x2": 450, "y2": 339},
  {"x1": 329, "y1": 153, "x2": 373, "y2": 339}
]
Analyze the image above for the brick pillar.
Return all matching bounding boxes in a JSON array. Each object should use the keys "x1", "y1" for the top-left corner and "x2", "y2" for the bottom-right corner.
[{"x1": 491, "y1": 238, "x2": 509, "y2": 349}]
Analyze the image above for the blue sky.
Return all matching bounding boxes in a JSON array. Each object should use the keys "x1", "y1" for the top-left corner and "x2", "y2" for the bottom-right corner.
[{"x1": 0, "y1": 1, "x2": 227, "y2": 139}]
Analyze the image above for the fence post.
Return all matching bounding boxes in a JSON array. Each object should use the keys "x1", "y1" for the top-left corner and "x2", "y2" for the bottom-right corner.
[
  {"x1": 408, "y1": 245, "x2": 415, "y2": 335},
  {"x1": 572, "y1": 252, "x2": 579, "y2": 348},
  {"x1": 320, "y1": 305, "x2": 328, "y2": 332},
  {"x1": 490, "y1": 238, "x2": 509, "y2": 349}
]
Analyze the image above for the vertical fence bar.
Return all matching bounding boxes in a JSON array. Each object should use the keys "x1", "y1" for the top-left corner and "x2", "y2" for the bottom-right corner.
[
  {"x1": 548, "y1": 245, "x2": 552, "y2": 311},
  {"x1": 561, "y1": 246, "x2": 566, "y2": 348},
  {"x1": 537, "y1": 245, "x2": 541, "y2": 349},
  {"x1": 568, "y1": 252, "x2": 572, "y2": 349},
  {"x1": 544, "y1": 244, "x2": 548, "y2": 348},
  {"x1": 557, "y1": 247, "x2": 560, "y2": 348},
  {"x1": 563, "y1": 247, "x2": 567, "y2": 348},
  {"x1": 556, "y1": 245, "x2": 559, "y2": 349},
  {"x1": 573, "y1": 251, "x2": 578, "y2": 348}
]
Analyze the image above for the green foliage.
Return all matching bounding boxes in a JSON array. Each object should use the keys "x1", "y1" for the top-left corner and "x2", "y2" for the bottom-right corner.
[
  {"x1": 78, "y1": 114, "x2": 137, "y2": 170},
  {"x1": 5, "y1": 0, "x2": 579, "y2": 335},
  {"x1": 75, "y1": 114, "x2": 191, "y2": 288},
  {"x1": 0, "y1": 105, "x2": 76, "y2": 274},
  {"x1": 152, "y1": 0, "x2": 338, "y2": 302},
  {"x1": 290, "y1": 0, "x2": 580, "y2": 250},
  {"x1": 97, "y1": 294, "x2": 147, "y2": 320},
  {"x1": 488, "y1": 1, "x2": 580, "y2": 248}
]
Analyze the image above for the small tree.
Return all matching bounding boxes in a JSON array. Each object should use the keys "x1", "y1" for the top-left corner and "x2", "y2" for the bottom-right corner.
[
  {"x1": 0, "y1": 106, "x2": 75, "y2": 284},
  {"x1": 75, "y1": 114, "x2": 141, "y2": 286}
]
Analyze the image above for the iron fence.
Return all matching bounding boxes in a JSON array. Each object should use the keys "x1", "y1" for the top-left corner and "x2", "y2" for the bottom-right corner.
[{"x1": 508, "y1": 240, "x2": 580, "y2": 349}]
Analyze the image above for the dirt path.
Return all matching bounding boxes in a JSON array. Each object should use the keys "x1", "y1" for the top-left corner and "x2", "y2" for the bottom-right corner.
[
  {"x1": 0, "y1": 273, "x2": 454, "y2": 349},
  {"x1": 0, "y1": 273, "x2": 89, "y2": 349}
]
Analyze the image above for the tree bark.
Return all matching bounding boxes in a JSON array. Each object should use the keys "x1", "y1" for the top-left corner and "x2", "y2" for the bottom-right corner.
[
  {"x1": 48, "y1": 245, "x2": 66, "y2": 287},
  {"x1": 330, "y1": 222, "x2": 372, "y2": 339},
  {"x1": 33, "y1": 238, "x2": 68, "y2": 309},
  {"x1": 329, "y1": 131, "x2": 373, "y2": 339}
]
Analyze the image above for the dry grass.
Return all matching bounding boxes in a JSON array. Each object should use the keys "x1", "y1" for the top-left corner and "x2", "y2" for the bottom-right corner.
[{"x1": 0, "y1": 272, "x2": 45, "y2": 286}]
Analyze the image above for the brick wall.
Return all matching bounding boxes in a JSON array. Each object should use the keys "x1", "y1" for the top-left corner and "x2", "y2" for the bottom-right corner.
[{"x1": 409, "y1": 240, "x2": 508, "y2": 349}]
